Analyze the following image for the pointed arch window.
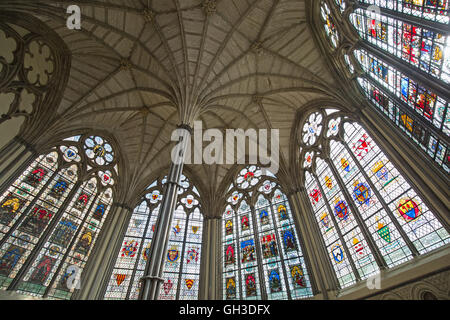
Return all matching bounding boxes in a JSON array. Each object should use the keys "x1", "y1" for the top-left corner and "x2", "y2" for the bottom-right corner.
[
  {"x1": 355, "y1": 0, "x2": 449, "y2": 24},
  {"x1": 321, "y1": 1, "x2": 340, "y2": 48},
  {"x1": 300, "y1": 109, "x2": 449, "y2": 288},
  {"x1": 104, "y1": 175, "x2": 203, "y2": 300},
  {"x1": 0, "y1": 134, "x2": 117, "y2": 299},
  {"x1": 356, "y1": 77, "x2": 448, "y2": 172},
  {"x1": 354, "y1": 48, "x2": 449, "y2": 124},
  {"x1": 222, "y1": 166, "x2": 313, "y2": 300},
  {"x1": 350, "y1": 8, "x2": 450, "y2": 83},
  {"x1": 326, "y1": 0, "x2": 450, "y2": 174}
]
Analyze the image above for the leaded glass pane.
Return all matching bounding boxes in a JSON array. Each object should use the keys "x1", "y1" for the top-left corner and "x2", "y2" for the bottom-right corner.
[
  {"x1": 357, "y1": 77, "x2": 449, "y2": 173},
  {"x1": 356, "y1": 0, "x2": 449, "y2": 24},
  {"x1": 351, "y1": 8, "x2": 450, "y2": 83},
  {"x1": 301, "y1": 110, "x2": 450, "y2": 289},
  {"x1": 0, "y1": 134, "x2": 117, "y2": 299},
  {"x1": 355, "y1": 48, "x2": 449, "y2": 130},
  {"x1": 104, "y1": 176, "x2": 203, "y2": 300},
  {"x1": 222, "y1": 167, "x2": 313, "y2": 300},
  {"x1": 321, "y1": 1, "x2": 340, "y2": 48}
]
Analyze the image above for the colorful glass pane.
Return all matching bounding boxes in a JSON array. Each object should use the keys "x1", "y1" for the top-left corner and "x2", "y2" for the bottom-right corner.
[
  {"x1": 0, "y1": 135, "x2": 116, "y2": 300},
  {"x1": 356, "y1": 0, "x2": 449, "y2": 24},
  {"x1": 104, "y1": 176, "x2": 203, "y2": 300},
  {"x1": 357, "y1": 77, "x2": 449, "y2": 173},
  {"x1": 303, "y1": 114, "x2": 450, "y2": 288},
  {"x1": 321, "y1": 1, "x2": 340, "y2": 48},
  {"x1": 351, "y1": 8, "x2": 450, "y2": 83},
  {"x1": 222, "y1": 166, "x2": 313, "y2": 300}
]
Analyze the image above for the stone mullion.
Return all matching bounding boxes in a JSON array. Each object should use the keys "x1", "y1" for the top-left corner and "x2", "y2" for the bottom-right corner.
[
  {"x1": 192, "y1": 213, "x2": 208, "y2": 299},
  {"x1": 358, "y1": 111, "x2": 450, "y2": 230},
  {"x1": 249, "y1": 204, "x2": 268, "y2": 300},
  {"x1": 233, "y1": 208, "x2": 244, "y2": 300},
  {"x1": 42, "y1": 192, "x2": 100, "y2": 298},
  {"x1": 342, "y1": 141, "x2": 420, "y2": 257},
  {"x1": 7, "y1": 180, "x2": 83, "y2": 291},
  {"x1": 363, "y1": 75, "x2": 449, "y2": 147},
  {"x1": 124, "y1": 203, "x2": 154, "y2": 300},
  {"x1": 0, "y1": 151, "x2": 36, "y2": 197},
  {"x1": 326, "y1": 158, "x2": 388, "y2": 270},
  {"x1": 175, "y1": 211, "x2": 191, "y2": 300},
  {"x1": 312, "y1": 172, "x2": 362, "y2": 281},
  {"x1": 89, "y1": 205, "x2": 132, "y2": 300},
  {"x1": 358, "y1": 40, "x2": 450, "y2": 102},
  {"x1": 352, "y1": 1, "x2": 449, "y2": 34},
  {"x1": 0, "y1": 168, "x2": 59, "y2": 249},
  {"x1": 292, "y1": 189, "x2": 341, "y2": 296},
  {"x1": 266, "y1": 198, "x2": 292, "y2": 299}
]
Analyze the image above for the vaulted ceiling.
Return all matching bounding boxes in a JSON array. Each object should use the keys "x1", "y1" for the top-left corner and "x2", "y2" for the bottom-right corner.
[{"x1": 4, "y1": 0, "x2": 350, "y2": 209}]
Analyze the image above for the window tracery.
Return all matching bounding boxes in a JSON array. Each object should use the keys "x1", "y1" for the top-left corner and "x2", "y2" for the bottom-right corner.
[
  {"x1": 0, "y1": 134, "x2": 117, "y2": 299},
  {"x1": 356, "y1": 0, "x2": 449, "y2": 24},
  {"x1": 300, "y1": 109, "x2": 449, "y2": 288},
  {"x1": 104, "y1": 174, "x2": 203, "y2": 300},
  {"x1": 326, "y1": 0, "x2": 450, "y2": 174},
  {"x1": 222, "y1": 166, "x2": 313, "y2": 300}
]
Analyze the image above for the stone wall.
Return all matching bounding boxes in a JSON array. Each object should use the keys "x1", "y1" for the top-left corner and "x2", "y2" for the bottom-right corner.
[{"x1": 368, "y1": 269, "x2": 450, "y2": 300}]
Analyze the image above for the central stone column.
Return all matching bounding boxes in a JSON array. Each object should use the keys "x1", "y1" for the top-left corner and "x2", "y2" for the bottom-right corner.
[{"x1": 139, "y1": 124, "x2": 192, "y2": 300}]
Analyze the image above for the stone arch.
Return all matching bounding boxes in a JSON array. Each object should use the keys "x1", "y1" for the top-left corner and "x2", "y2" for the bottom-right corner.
[
  {"x1": 411, "y1": 282, "x2": 446, "y2": 300},
  {"x1": 0, "y1": 10, "x2": 71, "y2": 147}
]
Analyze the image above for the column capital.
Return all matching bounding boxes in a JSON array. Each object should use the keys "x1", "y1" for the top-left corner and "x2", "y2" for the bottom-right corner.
[
  {"x1": 112, "y1": 202, "x2": 133, "y2": 211},
  {"x1": 177, "y1": 123, "x2": 193, "y2": 134},
  {"x1": 287, "y1": 187, "x2": 305, "y2": 196},
  {"x1": 14, "y1": 136, "x2": 36, "y2": 153},
  {"x1": 204, "y1": 215, "x2": 221, "y2": 221}
]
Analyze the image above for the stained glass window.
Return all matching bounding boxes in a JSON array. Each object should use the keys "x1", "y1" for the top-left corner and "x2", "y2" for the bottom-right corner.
[
  {"x1": 345, "y1": 54, "x2": 355, "y2": 74},
  {"x1": 303, "y1": 112, "x2": 324, "y2": 146},
  {"x1": 104, "y1": 175, "x2": 203, "y2": 300},
  {"x1": 321, "y1": 1, "x2": 340, "y2": 48},
  {"x1": 335, "y1": 0, "x2": 347, "y2": 12},
  {"x1": 330, "y1": 0, "x2": 450, "y2": 174},
  {"x1": 222, "y1": 166, "x2": 313, "y2": 300},
  {"x1": 350, "y1": 8, "x2": 450, "y2": 83},
  {"x1": 356, "y1": 0, "x2": 449, "y2": 24},
  {"x1": 357, "y1": 77, "x2": 449, "y2": 172},
  {"x1": 0, "y1": 134, "x2": 117, "y2": 299},
  {"x1": 355, "y1": 48, "x2": 449, "y2": 126},
  {"x1": 300, "y1": 109, "x2": 449, "y2": 288}
]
